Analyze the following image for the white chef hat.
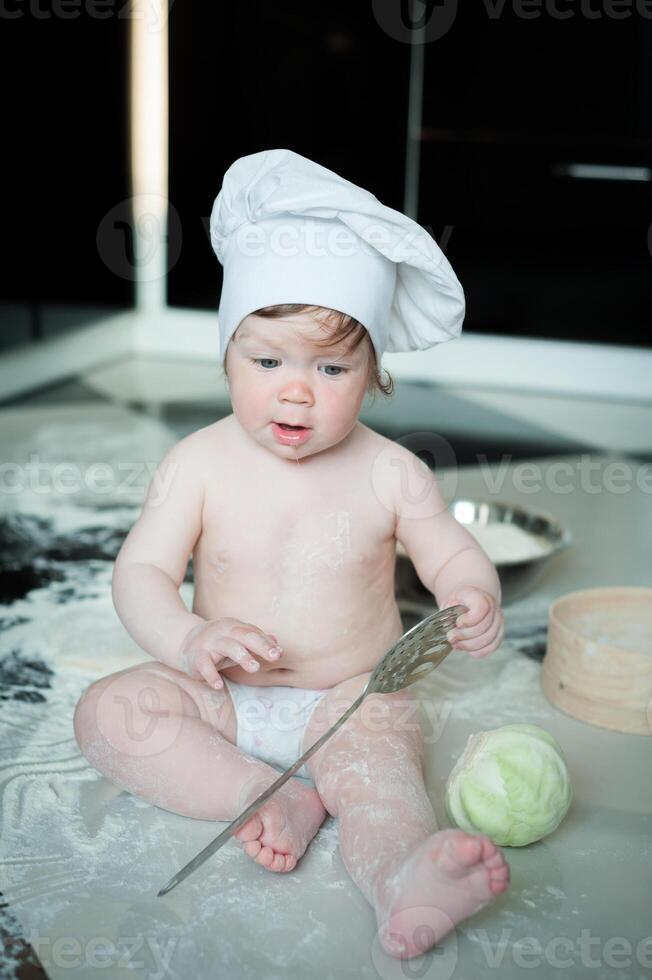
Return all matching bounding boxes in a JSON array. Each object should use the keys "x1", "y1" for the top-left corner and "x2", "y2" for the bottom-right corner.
[{"x1": 209, "y1": 148, "x2": 465, "y2": 365}]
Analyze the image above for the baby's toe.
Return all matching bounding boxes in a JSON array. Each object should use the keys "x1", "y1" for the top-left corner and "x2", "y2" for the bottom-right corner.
[
  {"x1": 484, "y1": 850, "x2": 506, "y2": 870},
  {"x1": 489, "y1": 864, "x2": 510, "y2": 887},
  {"x1": 487, "y1": 847, "x2": 510, "y2": 894},
  {"x1": 489, "y1": 860, "x2": 510, "y2": 878},
  {"x1": 269, "y1": 852, "x2": 287, "y2": 872},
  {"x1": 444, "y1": 831, "x2": 483, "y2": 868},
  {"x1": 243, "y1": 839, "x2": 262, "y2": 859},
  {"x1": 477, "y1": 834, "x2": 499, "y2": 860},
  {"x1": 235, "y1": 814, "x2": 263, "y2": 843},
  {"x1": 256, "y1": 845, "x2": 276, "y2": 867},
  {"x1": 489, "y1": 872, "x2": 510, "y2": 895}
]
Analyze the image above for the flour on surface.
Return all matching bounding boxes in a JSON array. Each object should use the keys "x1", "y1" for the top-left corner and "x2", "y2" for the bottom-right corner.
[
  {"x1": 463, "y1": 521, "x2": 553, "y2": 564},
  {"x1": 0, "y1": 406, "x2": 592, "y2": 979}
]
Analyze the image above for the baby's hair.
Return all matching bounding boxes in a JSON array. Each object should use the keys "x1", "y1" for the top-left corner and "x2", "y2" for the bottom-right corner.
[{"x1": 224, "y1": 303, "x2": 394, "y2": 402}]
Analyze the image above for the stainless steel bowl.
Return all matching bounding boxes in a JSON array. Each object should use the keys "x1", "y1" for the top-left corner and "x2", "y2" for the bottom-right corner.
[{"x1": 395, "y1": 497, "x2": 572, "y2": 609}]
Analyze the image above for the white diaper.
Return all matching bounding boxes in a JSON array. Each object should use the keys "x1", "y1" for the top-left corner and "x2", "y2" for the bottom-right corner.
[{"x1": 221, "y1": 678, "x2": 330, "y2": 784}]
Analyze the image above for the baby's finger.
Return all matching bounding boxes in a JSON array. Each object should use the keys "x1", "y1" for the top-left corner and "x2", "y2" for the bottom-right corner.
[
  {"x1": 210, "y1": 637, "x2": 262, "y2": 674},
  {"x1": 454, "y1": 615, "x2": 503, "y2": 654},
  {"x1": 236, "y1": 628, "x2": 283, "y2": 663},
  {"x1": 450, "y1": 604, "x2": 497, "y2": 642},
  {"x1": 180, "y1": 647, "x2": 207, "y2": 679},
  {"x1": 198, "y1": 655, "x2": 225, "y2": 689},
  {"x1": 448, "y1": 590, "x2": 486, "y2": 619},
  {"x1": 459, "y1": 593, "x2": 492, "y2": 627},
  {"x1": 466, "y1": 620, "x2": 506, "y2": 659}
]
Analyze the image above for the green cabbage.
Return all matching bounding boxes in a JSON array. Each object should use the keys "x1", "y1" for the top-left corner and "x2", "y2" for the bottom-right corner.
[{"x1": 445, "y1": 724, "x2": 572, "y2": 847}]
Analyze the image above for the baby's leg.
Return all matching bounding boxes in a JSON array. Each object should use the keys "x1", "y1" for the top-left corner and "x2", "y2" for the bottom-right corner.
[
  {"x1": 302, "y1": 673, "x2": 510, "y2": 958},
  {"x1": 73, "y1": 663, "x2": 325, "y2": 871}
]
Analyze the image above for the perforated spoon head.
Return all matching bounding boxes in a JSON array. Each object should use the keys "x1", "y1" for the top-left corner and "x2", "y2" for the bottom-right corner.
[{"x1": 365, "y1": 604, "x2": 468, "y2": 695}]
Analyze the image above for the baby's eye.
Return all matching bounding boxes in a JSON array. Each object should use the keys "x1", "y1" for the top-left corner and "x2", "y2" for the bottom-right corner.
[
  {"x1": 321, "y1": 365, "x2": 347, "y2": 376},
  {"x1": 250, "y1": 358, "x2": 279, "y2": 369}
]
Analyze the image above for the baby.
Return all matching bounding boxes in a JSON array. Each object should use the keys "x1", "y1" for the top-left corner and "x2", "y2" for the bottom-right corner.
[{"x1": 73, "y1": 150, "x2": 510, "y2": 960}]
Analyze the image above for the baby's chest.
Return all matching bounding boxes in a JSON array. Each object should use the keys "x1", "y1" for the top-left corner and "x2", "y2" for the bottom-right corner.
[{"x1": 199, "y1": 481, "x2": 395, "y2": 583}]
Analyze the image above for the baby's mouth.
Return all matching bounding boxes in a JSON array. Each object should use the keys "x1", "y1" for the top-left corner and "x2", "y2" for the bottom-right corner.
[{"x1": 275, "y1": 422, "x2": 310, "y2": 430}]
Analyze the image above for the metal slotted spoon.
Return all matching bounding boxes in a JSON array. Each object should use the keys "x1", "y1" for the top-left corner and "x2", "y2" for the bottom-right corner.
[{"x1": 156, "y1": 603, "x2": 467, "y2": 897}]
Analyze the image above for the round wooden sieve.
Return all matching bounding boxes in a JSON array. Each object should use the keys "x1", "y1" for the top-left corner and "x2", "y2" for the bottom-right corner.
[{"x1": 541, "y1": 587, "x2": 652, "y2": 736}]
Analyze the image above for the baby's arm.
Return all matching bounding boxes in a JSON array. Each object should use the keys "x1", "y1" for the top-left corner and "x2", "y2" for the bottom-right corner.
[
  {"x1": 112, "y1": 436, "x2": 283, "y2": 683},
  {"x1": 111, "y1": 436, "x2": 207, "y2": 671},
  {"x1": 391, "y1": 447, "x2": 503, "y2": 657}
]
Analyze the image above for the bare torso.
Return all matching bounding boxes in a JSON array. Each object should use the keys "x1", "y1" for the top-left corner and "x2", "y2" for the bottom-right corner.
[{"x1": 191, "y1": 414, "x2": 404, "y2": 689}]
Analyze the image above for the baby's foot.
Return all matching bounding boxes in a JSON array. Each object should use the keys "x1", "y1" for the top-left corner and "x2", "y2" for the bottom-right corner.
[
  {"x1": 375, "y1": 828, "x2": 510, "y2": 958},
  {"x1": 234, "y1": 777, "x2": 326, "y2": 873}
]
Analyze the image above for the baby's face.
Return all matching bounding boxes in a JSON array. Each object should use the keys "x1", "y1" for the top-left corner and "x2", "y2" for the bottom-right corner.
[{"x1": 224, "y1": 313, "x2": 370, "y2": 461}]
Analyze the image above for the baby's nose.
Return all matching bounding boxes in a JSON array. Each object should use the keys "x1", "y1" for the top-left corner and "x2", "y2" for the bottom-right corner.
[{"x1": 279, "y1": 379, "x2": 314, "y2": 402}]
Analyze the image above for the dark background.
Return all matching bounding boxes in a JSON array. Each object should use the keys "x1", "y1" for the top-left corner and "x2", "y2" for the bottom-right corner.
[
  {"x1": 1, "y1": 6, "x2": 132, "y2": 346},
  {"x1": 2, "y1": 0, "x2": 651, "y2": 351}
]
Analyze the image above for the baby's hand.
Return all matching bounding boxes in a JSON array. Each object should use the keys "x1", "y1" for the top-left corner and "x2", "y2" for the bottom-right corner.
[
  {"x1": 178, "y1": 618, "x2": 283, "y2": 689},
  {"x1": 441, "y1": 587, "x2": 504, "y2": 659}
]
